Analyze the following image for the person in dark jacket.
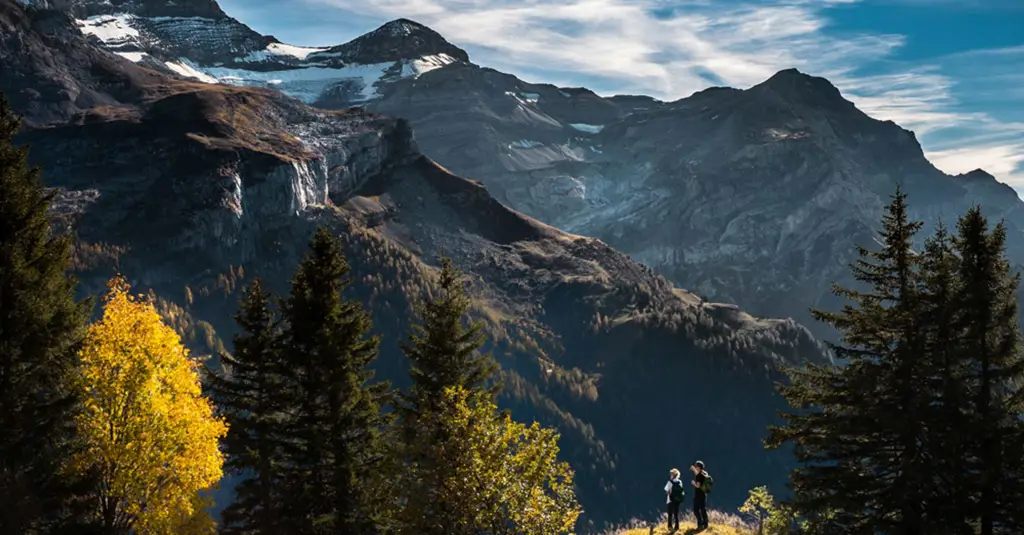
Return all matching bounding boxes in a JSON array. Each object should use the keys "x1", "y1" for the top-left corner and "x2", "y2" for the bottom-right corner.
[
  {"x1": 664, "y1": 468, "x2": 685, "y2": 530},
  {"x1": 690, "y1": 461, "x2": 709, "y2": 530}
]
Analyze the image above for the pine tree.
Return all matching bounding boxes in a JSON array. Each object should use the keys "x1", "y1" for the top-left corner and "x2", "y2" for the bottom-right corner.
[
  {"x1": 204, "y1": 279, "x2": 287, "y2": 535},
  {"x1": 400, "y1": 256, "x2": 499, "y2": 414},
  {"x1": 278, "y1": 227, "x2": 392, "y2": 535},
  {"x1": 951, "y1": 209, "x2": 1024, "y2": 535},
  {"x1": 766, "y1": 189, "x2": 933, "y2": 534},
  {"x1": 0, "y1": 92, "x2": 92, "y2": 534}
]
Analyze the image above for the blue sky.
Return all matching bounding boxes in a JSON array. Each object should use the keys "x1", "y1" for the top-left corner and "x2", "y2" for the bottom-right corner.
[{"x1": 218, "y1": 0, "x2": 1024, "y2": 188}]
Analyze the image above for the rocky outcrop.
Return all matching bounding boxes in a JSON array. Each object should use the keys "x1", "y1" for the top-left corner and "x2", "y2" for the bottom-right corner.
[{"x1": 21, "y1": 85, "x2": 417, "y2": 269}]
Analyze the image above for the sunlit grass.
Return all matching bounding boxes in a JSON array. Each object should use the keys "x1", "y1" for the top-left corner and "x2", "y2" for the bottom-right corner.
[{"x1": 613, "y1": 510, "x2": 753, "y2": 535}]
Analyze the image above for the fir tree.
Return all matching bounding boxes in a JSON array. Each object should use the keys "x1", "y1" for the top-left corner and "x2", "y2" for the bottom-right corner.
[
  {"x1": 0, "y1": 93, "x2": 92, "y2": 533},
  {"x1": 204, "y1": 279, "x2": 287, "y2": 535},
  {"x1": 951, "y1": 209, "x2": 1024, "y2": 535},
  {"x1": 278, "y1": 227, "x2": 392, "y2": 535},
  {"x1": 400, "y1": 256, "x2": 499, "y2": 414},
  {"x1": 766, "y1": 189, "x2": 933, "y2": 534}
]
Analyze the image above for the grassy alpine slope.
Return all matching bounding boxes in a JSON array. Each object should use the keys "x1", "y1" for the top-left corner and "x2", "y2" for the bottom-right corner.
[{"x1": 615, "y1": 510, "x2": 753, "y2": 535}]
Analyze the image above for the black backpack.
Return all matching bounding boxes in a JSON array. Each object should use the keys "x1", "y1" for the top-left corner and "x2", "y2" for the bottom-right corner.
[{"x1": 669, "y1": 479, "x2": 685, "y2": 503}]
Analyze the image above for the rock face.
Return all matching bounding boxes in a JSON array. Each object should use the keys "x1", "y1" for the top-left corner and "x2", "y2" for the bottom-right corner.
[
  {"x1": 3, "y1": 0, "x2": 828, "y2": 528},
  {"x1": 44, "y1": 0, "x2": 1024, "y2": 337}
]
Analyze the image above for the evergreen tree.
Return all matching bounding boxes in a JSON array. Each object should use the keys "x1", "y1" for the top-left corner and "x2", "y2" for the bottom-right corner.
[
  {"x1": 766, "y1": 189, "x2": 933, "y2": 534},
  {"x1": 204, "y1": 279, "x2": 287, "y2": 535},
  {"x1": 400, "y1": 256, "x2": 499, "y2": 414},
  {"x1": 278, "y1": 227, "x2": 392, "y2": 535},
  {"x1": 0, "y1": 93, "x2": 92, "y2": 533},
  {"x1": 396, "y1": 386, "x2": 580, "y2": 535},
  {"x1": 394, "y1": 256, "x2": 504, "y2": 534},
  {"x1": 917, "y1": 223, "x2": 972, "y2": 534},
  {"x1": 951, "y1": 209, "x2": 1024, "y2": 535}
]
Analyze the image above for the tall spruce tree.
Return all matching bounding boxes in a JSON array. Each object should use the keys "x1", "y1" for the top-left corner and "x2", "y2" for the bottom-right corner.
[
  {"x1": 0, "y1": 93, "x2": 92, "y2": 533},
  {"x1": 951, "y1": 209, "x2": 1024, "y2": 535},
  {"x1": 278, "y1": 227, "x2": 392, "y2": 535},
  {"x1": 204, "y1": 279, "x2": 287, "y2": 535},
  {"x1": 399, "y1": 256, "x2": 499, "y2": 414},
  {"x1": 766, "y1": 189, "x2": 934, "y2": 534},
  {"x1": 918, "y1": 223, "x2": 973, "y2": 534}
]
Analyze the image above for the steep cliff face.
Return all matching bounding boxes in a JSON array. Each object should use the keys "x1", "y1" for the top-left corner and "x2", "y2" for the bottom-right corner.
[
  {"x1": 3, "y1": 0, "x2": 828, "y2": 527},
  {"x1": 23, "y1": 85, "x2": 418, "y2": 271}
]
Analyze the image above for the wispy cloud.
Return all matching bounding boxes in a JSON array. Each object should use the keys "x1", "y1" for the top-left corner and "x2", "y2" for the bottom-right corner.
[{"x1": 297, "y1": 0, "x2": 1023, "y2": 187}]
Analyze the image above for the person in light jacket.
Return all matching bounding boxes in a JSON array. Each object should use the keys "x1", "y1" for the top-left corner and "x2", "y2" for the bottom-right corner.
[{"x1": 664, "y1": 468, "x2": 685, "y2": 530}]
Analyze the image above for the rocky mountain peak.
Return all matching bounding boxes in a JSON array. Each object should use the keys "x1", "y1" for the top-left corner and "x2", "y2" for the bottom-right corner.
[
  {"x1": 954, "y1": 168, "x2": 1020, "y2": 201},
  {"x1": 752, "y1": 67, "x2": 854, "y2": 111},
  {"x1": 334, "y1": 17, "x2": 470, "y2": 64},
  {"x1": 958, "y1": 168, "x2": 998, "y2": 182}
]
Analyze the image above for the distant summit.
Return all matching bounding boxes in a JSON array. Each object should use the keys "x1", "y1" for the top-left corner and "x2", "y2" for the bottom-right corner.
[
  {"x1": 317, "y1": 17, "x2": 470, "y2": 65},
  {"x1": 751, "y1": 67, "x2": 854, "y2": 110},
  {"x1": 957, "y1": 168, "x2": 998, "y2": 182}
]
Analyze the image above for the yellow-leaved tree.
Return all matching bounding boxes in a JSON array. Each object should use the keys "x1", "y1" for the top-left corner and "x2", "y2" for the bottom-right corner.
[{"x1": 70, "y1": 276, "x2": 227, "y2": 534}]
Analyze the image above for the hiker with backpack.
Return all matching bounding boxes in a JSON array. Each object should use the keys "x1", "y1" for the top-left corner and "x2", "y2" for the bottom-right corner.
[
  {"x1": 690, "y1": 460, "x2": 712, "y2": 530},
  {"x1": 664, "y1": 468, "x2": 685, "y2": 530}
]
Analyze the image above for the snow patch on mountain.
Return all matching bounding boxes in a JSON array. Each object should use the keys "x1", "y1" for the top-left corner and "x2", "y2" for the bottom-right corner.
[
  {"x1": 77, "y1": 14, "x2": 140, "y2": 46},
  {"x1": 188, "y1": 53, "x2": 457, "y2": 103},
  {"x1": 401, "y1": 53, "x2": 459, "y2": 75},
  {"x1": 570, "y1": 123, "x2": 604, "y2": 134},
  {"x1": 510, "y1": 139, "x2": 544, "y2": 149},
  {"x1": 116, "y1": 51, "x2": 148, "y2": 62},
  {"x1": 505, "y1": 91, "x2": 540, "y2": 105},
  {"x1": 165, "y1": 58, "x2": 220, "y2": 84},
  {"x1": 243, "y1": 42, "x2": 331, "y2": 62}
]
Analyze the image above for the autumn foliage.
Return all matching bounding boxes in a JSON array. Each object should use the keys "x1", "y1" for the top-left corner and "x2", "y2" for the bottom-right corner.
[{"x1": 71, "y1": 276, "x2": 227, "y2": 534}]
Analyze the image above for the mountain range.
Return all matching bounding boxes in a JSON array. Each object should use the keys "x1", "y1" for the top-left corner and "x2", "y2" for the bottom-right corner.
[
  {"x1": 0, "y1": 0, "x2": 836, "y2": 528},
  {"x1": 23, "y1": 0, "x2": 1023, "y2": 338}
]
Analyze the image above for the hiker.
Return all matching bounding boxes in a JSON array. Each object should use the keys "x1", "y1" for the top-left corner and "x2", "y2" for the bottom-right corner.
[
  {"x1": 690, "y1": 461, "x2": 711, "y2": 530},
  {"x1": 664, "y1": 468, "x2": 685, "y2": 530}
]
